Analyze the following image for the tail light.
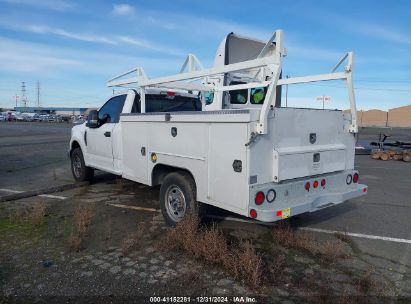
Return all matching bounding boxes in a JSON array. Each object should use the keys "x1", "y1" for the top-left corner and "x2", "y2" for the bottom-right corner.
[
  {"x1": 250, "y1": 209, "x2": 257, "y2": 218},
  {"x1": 305, "y1": 182, "x2": 310, "y2": 191},
  {"x1": 346, "y1": 174, "x2": 352, "y2": 184},
  {"x1": 353, "y1": 173, "x2": 359, "y2": 183},
  {"x1": 166, "y1": 91, "x2": 176, "y2": 96},
  {"x1": 313, "y1": 181, "x2": 319, "y2": 188},
  {"x1": 321, "y1": 179, "x2": 326, "y2": 187},
  {"x1": 255, "y1": 191, "x2": 265, "y2": 205}
]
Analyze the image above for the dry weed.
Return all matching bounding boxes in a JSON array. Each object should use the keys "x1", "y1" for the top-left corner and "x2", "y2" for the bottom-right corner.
[
  {"x1": 232, "y1": 240, "x2": 263, "y2": 287},
  {"x1": 334, "y1": 231, "x2": 351, "y2": 243},
  {"x1": 355, "y1": 268, "x2": 376, "y2": 293},
  {"x1": 68, "y1": 230, "x2": 82, "y2": 252},
  {"x1": 9, "y1": 208, "x2": 29, "y2": 225},
  {"x1": 272, "y1": 224, "x2": 345, "y2": 263},
  {"x1": 165, "y1": 215, "x2": 263, "y2": 288},
  {"x1": 9, "y1": 199, "x2": 47, "y2": 226},
  {"x1": 69, "y1": 203, "x2": 95, "y2": 252},
  {"x1": 30, "y1": 199, "x2": 47, "y2": 226},
  {"x1": 122, "y1": 222, "x2": 147, "y2": 255},
  {"x1": 73, "y1": 204, "x2": 95, "y2": 237}
]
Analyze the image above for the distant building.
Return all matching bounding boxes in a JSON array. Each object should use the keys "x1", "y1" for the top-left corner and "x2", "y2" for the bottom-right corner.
[
  {"x1": 14, "y1": 107, "x2": 88, "y2": 116},
  {"x1": 358, "y1": 109, "x2": 388, "y2": 127},
  {"x1": 388, "y1": 105, "x2": 411, "y2": 127},
  {"x1": 344, "y1": 105, "x2": 411, "y2": 127}
]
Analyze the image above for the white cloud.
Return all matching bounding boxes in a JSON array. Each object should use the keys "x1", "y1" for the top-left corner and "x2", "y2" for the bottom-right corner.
[
  {"x1": 112, "y1": 4, "x2": 136, "y2": 16},
  {"x1": 0, "y1": 37, "x2": 82, "y2": 73},
  {"x1": 117, "y1": 36, "x2": 185, "y2": 56},
  {"x1": 355, "y1": 23, "x2": 411, "y2": 45},
  {"x1": 27, "y1": 25, "x2": 118, "y2": 45}
]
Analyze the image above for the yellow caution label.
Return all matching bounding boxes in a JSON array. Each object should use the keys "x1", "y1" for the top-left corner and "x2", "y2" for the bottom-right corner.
[{"x1": 282, "y1": 207, "x2": 291, "y2": 219}]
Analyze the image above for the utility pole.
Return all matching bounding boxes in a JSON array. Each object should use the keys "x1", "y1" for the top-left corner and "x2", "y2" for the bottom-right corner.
[
  {"x1": 36, "y1": 80, "x2": 40, "y2": 108},
  {"x1": 21, "y1": 82, "x2": 27, "y2": 109},
  {"x1": 15, "y1": 95, "x2": 19, "y2": 108}
]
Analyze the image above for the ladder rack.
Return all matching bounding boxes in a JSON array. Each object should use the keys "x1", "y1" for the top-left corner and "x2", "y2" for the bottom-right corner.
[{"x1": 107, "y1": 29, "x2": 358, "y2": 134}]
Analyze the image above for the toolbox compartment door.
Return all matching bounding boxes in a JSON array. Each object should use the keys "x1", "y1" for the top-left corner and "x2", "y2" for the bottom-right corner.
[
  {"x1": 270, "y1": 108, "x2": 350, "y2": 182},
  {"x1": 273, "y1": 144, "x2": 346, "y2": 181}
]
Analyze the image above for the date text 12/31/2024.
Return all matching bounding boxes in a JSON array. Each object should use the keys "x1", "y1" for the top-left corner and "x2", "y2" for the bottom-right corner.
[{"x1": 149, "y1": 296, "x2": 258, "y2": 303}]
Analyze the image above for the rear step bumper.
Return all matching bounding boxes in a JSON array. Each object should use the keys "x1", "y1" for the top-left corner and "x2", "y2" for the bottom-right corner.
[{"x1": 249, "y1": 170, "x2": 367, "y2": 222}]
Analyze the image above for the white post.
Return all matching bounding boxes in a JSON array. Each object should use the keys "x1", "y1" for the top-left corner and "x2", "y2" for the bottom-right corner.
[{"x1": 346, "y1": 52, "x2": 358, "y2": 133}]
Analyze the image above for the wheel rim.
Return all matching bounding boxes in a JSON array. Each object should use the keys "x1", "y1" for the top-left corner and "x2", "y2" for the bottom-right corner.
[
  {"x1": 72, "y1": 154, "x2": 82, "y2": 178},
  {"x1": 165, "y1": 185, "x2": 187, "y2": 222}
]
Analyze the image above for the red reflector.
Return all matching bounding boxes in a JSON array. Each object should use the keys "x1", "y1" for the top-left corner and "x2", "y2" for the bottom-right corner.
[
  {"x1": 363, "y1": 188, "x2": 367, "y2": 193},
  {"x1": 167, "y1": 91, "x2": 176, "y2": 96},
  {"x1": 313, "y1": 181, "x2": 319, "y2": 188},
  {"x1": 353, "y1": 173, "x2": 359, "y2": 183},
  {"x1": 276, "y1": 210, "x2": 282, "y2": 217},
  {"x1": 255, "y1": 191, "x2": 265, "y2": 205},
  {"x1": 305, "y1": 182, "x2": 310, "y2": 191},
  {"x1": 250, "y1": 209, "x2": 257, "y2": 218},
  {"x1": 321, "y1": 179, "x2": 326, "y2": 187}
]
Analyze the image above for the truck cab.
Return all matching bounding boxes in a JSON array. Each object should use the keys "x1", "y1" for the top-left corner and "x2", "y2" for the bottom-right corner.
[{"x1": 70, "y1": 89, "x2": 201, "y2": 178}]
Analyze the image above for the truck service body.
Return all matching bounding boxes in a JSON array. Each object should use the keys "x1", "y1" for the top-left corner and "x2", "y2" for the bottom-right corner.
[{"x1": 69, "y1": 30, "x2": 367, "y2": 225}]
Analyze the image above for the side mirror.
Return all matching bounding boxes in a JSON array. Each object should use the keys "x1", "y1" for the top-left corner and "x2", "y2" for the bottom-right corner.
[
  {"x1": 101, "y1": 113, "x2": 111, "y2": 124},
  {"x1": 86, "y1": 110, "x2": 99, "y2": 128}
]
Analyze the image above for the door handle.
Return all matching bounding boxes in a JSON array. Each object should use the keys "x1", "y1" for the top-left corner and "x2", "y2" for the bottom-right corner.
[{"x1": 104, "y1": 131, "x2": 111, "y2": 137}]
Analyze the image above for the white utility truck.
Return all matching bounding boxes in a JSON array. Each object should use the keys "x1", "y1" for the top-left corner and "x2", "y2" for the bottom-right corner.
[{"x1": 69, "y1": 30, "x2": 367, "y2": 226}]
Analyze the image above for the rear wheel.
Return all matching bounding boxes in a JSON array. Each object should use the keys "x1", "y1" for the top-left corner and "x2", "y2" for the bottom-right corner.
[
  {"x1": 159, "y1": 171, "x2": 202, "y2": 227},
  {"x1": 71, "y1": 147, "x2": 94, "y2": 182}
]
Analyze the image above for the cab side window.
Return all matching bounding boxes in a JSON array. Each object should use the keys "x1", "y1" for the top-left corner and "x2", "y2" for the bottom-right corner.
[
  {"x1": 250, "y1": 87, "x2": 267, "y2": 104},
  {"x1": 229, "y1": 81, "x2": 248, "y2": 104},
  {"x1": 98, "y1": 95, "x2": 126, "y2": 123}
]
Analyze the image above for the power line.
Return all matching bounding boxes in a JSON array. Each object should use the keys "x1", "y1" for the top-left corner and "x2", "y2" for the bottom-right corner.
[{"x1": 305, "y1": 83, "x2": 411, "y2": 93}]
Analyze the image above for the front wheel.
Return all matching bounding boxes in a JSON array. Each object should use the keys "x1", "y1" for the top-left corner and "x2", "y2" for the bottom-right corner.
[
  {"x1": 71, "y1": 147, "x2": 94, "y2": 182},
  {"x1": 159, "y1": 171, "x2": 203, "y2": 227}
]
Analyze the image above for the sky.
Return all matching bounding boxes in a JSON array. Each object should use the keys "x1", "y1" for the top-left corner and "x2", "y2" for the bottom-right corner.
[{"x1": 0, "y1": 0, "x2": 410, "y2": 110}]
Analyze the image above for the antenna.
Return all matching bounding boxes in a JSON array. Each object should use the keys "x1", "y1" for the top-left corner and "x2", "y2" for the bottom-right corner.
[{"x1": 21, "y1": 82, "x2": 27, "y2": 108}]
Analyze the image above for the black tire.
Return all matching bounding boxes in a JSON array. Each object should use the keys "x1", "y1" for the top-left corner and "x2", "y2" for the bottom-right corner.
[
  {"x1": 71, "y1": 147, "x2": 94, "y2": 182},
  {"x1": 159, "y1": 171, "x2": 203, "y2": 227}
]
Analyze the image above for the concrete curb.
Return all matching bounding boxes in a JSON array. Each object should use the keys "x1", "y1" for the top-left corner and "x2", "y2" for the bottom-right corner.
[{"x1": 0, "y1": 181, "x2": 89, "y2": 202}]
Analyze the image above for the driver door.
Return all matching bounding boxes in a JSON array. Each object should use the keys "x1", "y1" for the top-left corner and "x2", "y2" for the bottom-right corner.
[{"x1": 86, "y1": 94, "x2": 126, "y2": 172}]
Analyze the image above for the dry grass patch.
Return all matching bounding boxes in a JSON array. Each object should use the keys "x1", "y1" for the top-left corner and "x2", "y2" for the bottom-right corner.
[
  {"x1": 30, "y1": 199, "x2": 47, "y2": 226},
  {"x1": 271, "y1": 224, "x2": 346, "y2": 262},
  {"x1": 69, "y1": 203, "x2": 95, "y2": 251},
  {"x1": 165, "y1": 215, "x2": 263, "y2": 288},
  {"x1": 334, "y1": 231, "x2": 351, "y2": 243},
  {"x1": 355, "y1": 268, "x2": 376, "y2": 293},
  {"x1": 122, "y1": 222, "x2": 147, "y2": 255},
  {"x1": 9, "y1": 208, "x2": 29, "y2": 225},
  {"x1": 9, "y1": 199, "x2": 47, "y2": 227}
]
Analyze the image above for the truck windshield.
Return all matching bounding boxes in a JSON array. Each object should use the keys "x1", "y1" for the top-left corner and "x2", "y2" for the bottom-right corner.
[{"x1": 131, "y1": 94, "x2": 201, "y2": 113}]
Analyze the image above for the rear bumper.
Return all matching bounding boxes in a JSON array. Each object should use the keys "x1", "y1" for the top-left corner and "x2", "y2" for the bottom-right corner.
[{"x1": 249, "y1": 170, "x2": 367, "y2": 222}]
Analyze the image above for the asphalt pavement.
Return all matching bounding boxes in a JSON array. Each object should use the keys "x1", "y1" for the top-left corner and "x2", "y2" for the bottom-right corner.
[{"x1": 1, "y1": 121, "x2": 410, "y2": 282}]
